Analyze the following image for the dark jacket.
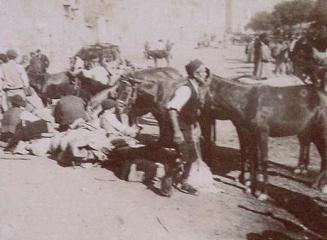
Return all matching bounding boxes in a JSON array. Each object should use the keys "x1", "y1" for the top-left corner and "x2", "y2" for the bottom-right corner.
[{"x1": 178, "y1": 81, "x2": 200, "y2": 130}]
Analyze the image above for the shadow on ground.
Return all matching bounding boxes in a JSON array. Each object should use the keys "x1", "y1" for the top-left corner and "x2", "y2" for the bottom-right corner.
[
  {"x1": 241, "y1": 183, "x2": 327, "y2": 240},
  {"x1": 207, "y1": 145, "x2": 241, "y2": 177}
]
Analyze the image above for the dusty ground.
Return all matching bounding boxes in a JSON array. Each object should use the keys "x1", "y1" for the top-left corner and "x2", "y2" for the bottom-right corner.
[{"x1": 1, "y1": 44, "x2": 327, "y2": 240}]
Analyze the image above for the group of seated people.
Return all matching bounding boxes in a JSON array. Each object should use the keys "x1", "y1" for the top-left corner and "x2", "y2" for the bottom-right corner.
[
  {"x1": 0, "y1": 84, "x2": 139, "y2": 160},
  {"x1": 0, "y1": 85, "x2": 179, "y2": 196}
]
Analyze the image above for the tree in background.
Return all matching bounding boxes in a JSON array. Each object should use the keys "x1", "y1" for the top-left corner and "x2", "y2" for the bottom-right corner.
[
  {"x1": 246, "y1": 0, "x2": 315, "y2": 32},
  {"x1": 245, "y1": 11, "x2": 274, "y2": 32},
  {"x1": 272, "y1": 0, "x2": 314, "y2": 27},
  {"x1": 310, "y1": 0, "x2": 327, "y2": 26}
]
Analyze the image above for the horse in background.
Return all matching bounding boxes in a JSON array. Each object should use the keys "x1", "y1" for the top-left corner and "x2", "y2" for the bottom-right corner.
[
  {"x1": 27, "y1": 56, "x2": 111, "y2": 104},
  {"x1": 144, "y1": 41, "x2": 174, "y2": 67}
]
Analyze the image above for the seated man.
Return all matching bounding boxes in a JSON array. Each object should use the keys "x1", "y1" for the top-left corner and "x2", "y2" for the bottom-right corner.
[
  {"x1": 1, "y1": 95, "x2": 26, "y2": 142},
  {"x1": 2, "y1": 95, "x2": 56, "y2": 153},
  {"x1": 54, "y1": 85, "x2": 89, "y2": 132}
]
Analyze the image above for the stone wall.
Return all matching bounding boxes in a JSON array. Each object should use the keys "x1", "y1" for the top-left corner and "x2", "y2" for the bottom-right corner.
[
  {"x1": 0, "y1": 0, "x2": 227, "y2": 71},
  {"x1": 0, "y1": 0, "x2": 97, "y2": 72}
]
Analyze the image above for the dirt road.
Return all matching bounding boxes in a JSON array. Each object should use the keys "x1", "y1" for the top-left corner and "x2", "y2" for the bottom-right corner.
[{"x1": 1, "y1": 45, "x2": 327, "y2": 240}]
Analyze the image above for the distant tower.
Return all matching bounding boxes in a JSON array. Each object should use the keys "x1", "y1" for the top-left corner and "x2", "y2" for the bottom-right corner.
[{"x1": 225, "y1": 0, "x2": 233, "y2": 33}]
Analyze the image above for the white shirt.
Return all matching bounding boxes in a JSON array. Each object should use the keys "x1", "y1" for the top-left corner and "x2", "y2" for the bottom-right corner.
[{"x1": 166, "y1": 79, "x2": 199, "y2": 112}]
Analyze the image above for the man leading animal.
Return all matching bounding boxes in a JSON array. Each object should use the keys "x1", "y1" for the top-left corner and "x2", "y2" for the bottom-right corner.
[{"x1": 165, "y1": 59, "x2": 210, "y2": 195}]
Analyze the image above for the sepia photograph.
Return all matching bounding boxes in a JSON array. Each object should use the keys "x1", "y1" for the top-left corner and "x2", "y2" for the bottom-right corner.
[{"x1": 0, "y1": 0, "x2": 327, "y2": 239}]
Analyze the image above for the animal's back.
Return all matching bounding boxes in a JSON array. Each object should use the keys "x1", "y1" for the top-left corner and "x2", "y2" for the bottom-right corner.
[
  {"x1": 255, "y1": 85, "x2": 323, "y2": 136},
  {"x1": 210, "y1": 74, "x2": 326, "y2": 136}
]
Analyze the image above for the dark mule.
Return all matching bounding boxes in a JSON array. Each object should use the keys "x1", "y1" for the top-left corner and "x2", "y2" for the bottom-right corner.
[
  {"x1": 114, "y1": 67, "x2": 184, "y2": 132},
  {"x1": 28, "y1": 70, "x2": 111, "y2": 104},
  {"x1": 28, "y1": 71, "x2": 72, "y2": 104},
  {"x1": 144, "y1": 42, "x2": 174, "y2": 67},
  {"x1": 203, "y1": 74, "x2": 327, "y2": 199},
  {"x1": 88, "y1": 67, "x2": 184, "y2": 128}
]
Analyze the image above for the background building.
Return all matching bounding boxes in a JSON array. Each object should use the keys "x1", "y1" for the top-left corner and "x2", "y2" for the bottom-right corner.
[{"x1": 0, "y1": 0, "x2": 279, "y2": 71}]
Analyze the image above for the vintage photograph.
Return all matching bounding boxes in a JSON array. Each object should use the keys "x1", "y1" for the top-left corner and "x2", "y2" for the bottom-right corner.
[{"x1": 0, "y1": 0, "x2": 327, "y2": 239}]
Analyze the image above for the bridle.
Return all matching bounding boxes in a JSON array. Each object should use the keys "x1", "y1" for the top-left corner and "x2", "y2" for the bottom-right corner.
[{"x1": 116, "y1": 75, "x2": 142, "y2": 113}]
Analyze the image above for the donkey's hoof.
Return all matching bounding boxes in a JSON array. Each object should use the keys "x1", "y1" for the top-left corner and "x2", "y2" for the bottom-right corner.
[
  {"x1": 294, "y1": 168, "x2": 301, "y2": 174},
  {"x1": 244, "y1": 180, "x2": 251, "y2": 187},
  {"x1": 301, "y1": 169, "x2": 309, "y2": 176},
  {"x1": 257, "y1": 193, "x2": 269, "y2": 201},
  {"x1": 254, "y1": 190, "x2": 268, "y2": 201},
  {"x1": 257, "y1": 174, "x2": 264, "y2": 182},
  {"x1": 245, "y1": 187, "x2": 252, "y2": 194}
]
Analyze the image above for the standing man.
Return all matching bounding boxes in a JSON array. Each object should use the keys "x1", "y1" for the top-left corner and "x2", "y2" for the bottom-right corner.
[
  {"x1": 253, "y1": 35, "x2": 262, "y2": 78},
  {"x1": 257, "y1": 34, "x2": 274, "y2": 80},
  {"x1": 165, "y1": 59, "x2": 210, "y2": 195},
  {"x1": 35, "y1": 49, "x2": 50, "y2": 74},
  {"x1": 1, "y1": 49, "x2": 30, "y2": 108}
]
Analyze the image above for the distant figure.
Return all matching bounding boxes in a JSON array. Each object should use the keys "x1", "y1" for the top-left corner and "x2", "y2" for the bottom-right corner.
[
  {"x1": 293, "y1": 36, "x2": 314, "y2": 78},
  {"x1": 156, "y1": 39, "x2": 166, "y2": 51},
  {"x1": 256, "y1": 34, "x2": 275, "y2": 80},
  {"x1": 272, "y1": 39, "x2": 289, "y2": 75},
  {"x1": 0, "y1": 53, "x2": 8, "y2": 112},
  {"x1": 144, "y1": 41, "x2": 174, "y2": 67},
  {"x1": 253, "y1": 35, "x2": 262, "y2": 77},
  {"x1": 35, "y1": 49, "x2": 50, "y2": 74},
  {"x1": 245, "y1": 39, "x2": 254, "y2": 63}
]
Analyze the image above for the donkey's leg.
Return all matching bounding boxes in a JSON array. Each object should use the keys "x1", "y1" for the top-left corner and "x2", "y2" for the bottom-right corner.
[
  {"x1": 312, "y1": 129, "x2": 327, "y2": 193},
  {"x1": 248, "y1": 137, "x2": 258, "y2": 195},
  {"x1": 255, "y1": 125, "x2": 269, "y2": 201},
  {"x1": 153, "y1": 58, "x2": 158, "y2": 68},
  {"x1": 295, "y1": 133, "x2": 311, "y2": 175},
  {"x1": 199, "y1": 115, "x2": 214, "y2": 166},
  {"x1": 236, "y1": 126, "x2": 250, "y2": 185}
]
